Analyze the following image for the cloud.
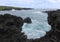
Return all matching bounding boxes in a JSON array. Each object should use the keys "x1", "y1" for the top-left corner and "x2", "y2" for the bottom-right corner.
[
  {"x1": 0, "y1": 0, "x2": 60, "y2": 8},
  {"x1": 0, "y1": 0, "x2": 43, "y2": 8},
  {"x1": 47, "y1": 0, "x2": 60, "y2": 3},
  {"x1": 0, "y1": 0, "x2": 35, "y2": 5}
]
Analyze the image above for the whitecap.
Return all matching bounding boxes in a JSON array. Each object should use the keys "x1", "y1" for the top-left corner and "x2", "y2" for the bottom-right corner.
[
  {"x1": 32, "y1": 11, "x2": 41, "y2": 13},
  {"x1": 22, "y1": 19, "x2": 51, "y2": 39}
]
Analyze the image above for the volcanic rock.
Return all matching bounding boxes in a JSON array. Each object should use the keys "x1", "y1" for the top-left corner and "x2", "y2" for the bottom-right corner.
[
  {"x1": 24, "y1": 17, "x2": 32, "y2": 24},
  {"x1": 0, "y1": 14, "x2": 27, "y2": 42}
]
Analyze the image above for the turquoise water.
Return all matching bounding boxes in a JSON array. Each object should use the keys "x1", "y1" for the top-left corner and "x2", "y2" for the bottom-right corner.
[{"x1": 0, "y1": 10, "x2": 51, "y2": 39}]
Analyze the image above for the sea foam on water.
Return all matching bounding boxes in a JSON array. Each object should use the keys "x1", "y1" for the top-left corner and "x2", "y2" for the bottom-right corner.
[
  {"x1": 22, "y1": 11, "x2": 51, "y2": 39},
  {"x1": 0, "y1": 10, "x2": 51, "y2": 39},
  {"x1": 22, "y1": 19, "x2": 51, "y2": 39}
]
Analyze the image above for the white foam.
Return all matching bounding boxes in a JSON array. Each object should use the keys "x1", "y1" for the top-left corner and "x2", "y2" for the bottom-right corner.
[
  {"x1": 22, "y1": 19, "x2": 51, "y2": 39},
  {"x1": 0, "y1": 10, "x2": 51, "y2": 39},
  {"x1": 33, "y1": 11, "x2": 41, "y2": 13}
]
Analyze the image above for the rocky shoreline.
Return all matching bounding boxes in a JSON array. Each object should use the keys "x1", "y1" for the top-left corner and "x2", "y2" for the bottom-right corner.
[
  {"x1": 42, "y1": 9, "x2": 60, "y2": 42},
  {"x1": 0, "y1": 9, "x2": 60, "y2": 42},
  {"x1": 0, "y1": 6, "x2": 33, "y2": 11},
  {"x1": 28, "y1": 9, "x2": 60, "y2": 42},
  {"x1": 0, "y1": 14, "x2": 32, "y2": 42}
]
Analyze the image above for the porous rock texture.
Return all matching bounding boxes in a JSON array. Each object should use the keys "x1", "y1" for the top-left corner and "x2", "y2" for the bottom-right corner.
[
  {"x1": 23, "y1": 17, "x2": 32, "y2": 24},
  {"x1": 0, "y1": 14, "x2": 27, "y2": 42},
  {"x1": 43, "y1": 10, "x2": 60, "y2": 42},
  {"x1": 29, "y1": 10, "x2": 60, "y2": 42},
  {"x1": 0, "y1": 10, "x2": 60, "y2": 42}
]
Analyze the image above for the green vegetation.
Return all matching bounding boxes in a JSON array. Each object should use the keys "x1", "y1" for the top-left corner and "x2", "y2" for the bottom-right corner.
[{"x1": 0, "y1": 6, "x2": 33, "y2": 11}]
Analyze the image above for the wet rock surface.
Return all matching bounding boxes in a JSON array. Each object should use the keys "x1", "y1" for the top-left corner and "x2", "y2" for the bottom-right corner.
[
  {"x1": 29, "y1": 10, "x2": 60, "y2": 42},
  {"x1": 42, "y1": 10, "x2": 60, "y2": 42},
  {"x1": 0, "y1": 10, "x2": 60, "y2": 42},
  {"x1": 0, "y1": 14, "x2": 27, "y2": 42},
  {"x1": 24, "y1": 17, "x2": 32, "y2": 24}
]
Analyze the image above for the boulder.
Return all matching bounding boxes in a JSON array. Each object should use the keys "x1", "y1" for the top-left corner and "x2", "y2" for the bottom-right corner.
[{"x1": 24, "y1": 17, "x2": 32, "y2": 24}]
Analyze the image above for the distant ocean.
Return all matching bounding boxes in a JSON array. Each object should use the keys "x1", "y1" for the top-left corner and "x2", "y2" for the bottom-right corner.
[{"x1": 0, "y1": 10, "x2": 51, "y2": 39}]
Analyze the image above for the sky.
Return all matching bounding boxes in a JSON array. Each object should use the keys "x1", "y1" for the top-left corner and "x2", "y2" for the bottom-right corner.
[{"x1": 0, "y1": 0, "x2": 60, "y2": 9}]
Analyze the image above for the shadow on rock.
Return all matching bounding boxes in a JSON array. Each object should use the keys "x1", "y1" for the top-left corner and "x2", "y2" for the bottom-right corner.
[
  {"x1": 0, "y1": 13, "x2": 27, "y2": 42},
  {"x1": 24, "y1": 17, "x2": 32, "y2": 24}
]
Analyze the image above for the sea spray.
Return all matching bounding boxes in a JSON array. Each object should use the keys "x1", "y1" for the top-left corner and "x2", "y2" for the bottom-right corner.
[
  {"x1": 22, "y1": 19, "x2": 51, "y2": 39},
  {"x1": 0, "y1": 10, "x2": 51, "y2": 39}
]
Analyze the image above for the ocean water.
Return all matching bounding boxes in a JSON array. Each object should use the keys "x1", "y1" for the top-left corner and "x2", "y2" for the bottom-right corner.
[{"x1": 0, "y1": 10, "x2": 51, "y2": 39}]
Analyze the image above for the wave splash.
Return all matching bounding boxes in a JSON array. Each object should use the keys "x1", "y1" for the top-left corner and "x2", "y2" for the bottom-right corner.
[{"x1": 22, "y1": 19, "x2": 51, "y2": 39}]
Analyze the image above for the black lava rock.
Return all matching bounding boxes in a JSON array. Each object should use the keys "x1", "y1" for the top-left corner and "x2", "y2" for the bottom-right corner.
[
  {"x1": 1, "y1": 10, "x2": 60, "y2": 42},
  {"x1": 45, "y1": 10, "x2": 60, "y2": 42},
  {"x1": 0, "y1": 14, "x2": 27, "y2": 42},
  {"x1": 29, "y1": 10, "x2": 60, "y2": 42},
  {"x1": 24, "y1": 17, "x2": 32, "y2": 24}
]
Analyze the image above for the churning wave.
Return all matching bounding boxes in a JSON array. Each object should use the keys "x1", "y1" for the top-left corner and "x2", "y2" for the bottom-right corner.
[
  {"x1": 0, "y1": 10, "x2": 51, "y2": 39},
  {"x1": 33, "y1": 11, "x2": 41, "y2": 13},
  {"x1": 21, "y1": 11, "x2": 51, "y2": 39},
  {"x1": 22, "y1": 19, "x2": 51, "y2": 39}
]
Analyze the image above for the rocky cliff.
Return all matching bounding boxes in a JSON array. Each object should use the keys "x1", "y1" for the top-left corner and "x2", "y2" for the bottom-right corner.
[
  {"x1": 0, "y1": 14, "x2": 27, "y2": 42},
  {"x1": 29, "y1": 10, "x2": 60, "y2": 42},
  {"x1": 0, "y1": 10, "x2": 60, "y2": 42}
]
